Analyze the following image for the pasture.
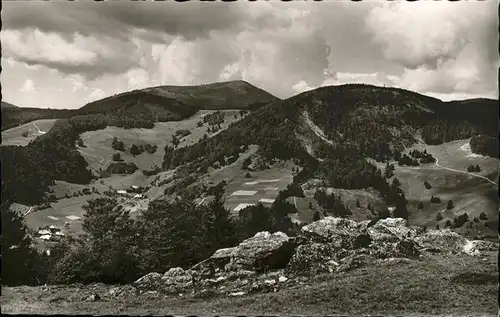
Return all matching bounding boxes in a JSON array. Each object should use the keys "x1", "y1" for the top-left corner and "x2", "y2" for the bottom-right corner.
[
  {"x1": 1, "y1": 119, "x2": 57, "y2": 146},
  {"x1": 79, "y1": 110, "x2": 242, "y2": 173}
]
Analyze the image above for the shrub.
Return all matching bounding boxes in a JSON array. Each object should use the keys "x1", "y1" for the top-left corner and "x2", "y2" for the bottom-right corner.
[
  {"x1": 452, "y1": 213, "x2": 469, "y2": 228},
  {"x1": 444, "y1": 220, "x2": 452, "y2": 227},
  {"x1": 111, "y1": 137, "x2": 125, "y2": 152},
  {"x1": 435, "y1": 212, "x2": 443, "y2": 221},
  {"x1": 467, "y1": 165, "x2": 475, "y2": 173},
  {"x1": 436, "y1": 224, "x2": 440, "y2": 229},
  {"x1": 473, "y1": 217, "x2": 479, "y2": 223},
  {"x1": 417, "y1": 201, "x2": 424, "y2": 209},
  {"x1": 424, "y1": 181, "x2": 432, "y2": 189},
  {"x1": 446, "y1": 200, "x2": 454, "y2": 209},
  {"x1": 77, "y1": 138, "x2": 85, "y2": 147},
  {"x1": 245, "y1": 172, "x2": 252, "y2": 178},
  {"x1": 430, "y1": 196, "x2": 441, "y2": 203},
  {"x1": 313, "y1": 211, "x2": 321, "y2": 222},
  {"x1": 22, "y1": 131, "x2": 29, "y2": 137},
  {"x1": 474, "y1": 164, "x2": 481, "y2": 172},
  {"x1": 391, "y1": 177, "x2": 401, "y2": 187},
  {"x1": 479, "y1": 212, "x2": 488, "y2": 220},
  {"x1": 112, "y1": 153, "x2": 122, "y2": 162}
]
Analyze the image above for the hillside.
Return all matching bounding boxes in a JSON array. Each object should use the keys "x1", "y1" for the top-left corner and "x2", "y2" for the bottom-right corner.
[
  {"x1": 1, "y1": 101, "x2": 19, "y2": 109},
  {"x1": 79, "y1": 80, "x2": 278, "y2": 117}
]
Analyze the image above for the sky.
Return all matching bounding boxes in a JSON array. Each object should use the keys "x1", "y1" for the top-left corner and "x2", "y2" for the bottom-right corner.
[{"x1": 1, "y1": 0, "x2": 498, "y2": 109}]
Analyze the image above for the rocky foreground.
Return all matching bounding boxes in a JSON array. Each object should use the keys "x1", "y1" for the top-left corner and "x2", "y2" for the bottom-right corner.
[{"x1": 2, "y1": 217, "x2": 499, "y2": 315}]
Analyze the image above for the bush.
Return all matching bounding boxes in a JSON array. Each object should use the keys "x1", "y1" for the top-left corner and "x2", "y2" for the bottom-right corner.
[
  {"x1": 467, "y1": 165, "x2": 475, "y2": 173},
  {"x1": 245, "y1": 172, "x2": 252, "y2": 178},
  {"x1": 452, "y1": 213, "x2": 469, "y2": 228},
  {"x1": 111, "y1": 137, "x2": 125, "y2": 152},
  {"x1": 112, "y1": 153, "x2": 122, "y2": 162},
  {"x1": 444, "y1": 220, "x2": 452, "y2": 227},
  {"x1": 474, "y1": 164, "x2": 481, "y2": 172},
  {"x1": 424, "y1": 181, "x2": 432, "y2": 189},
  {"x1": 313, "y1": 211, "x2": 321, "y2": 222},
  {"x1": 430, "y1": 196, "x2": 441, "y2": 203},
  {"x1": 435, "y1": 212, "x2": 443, "y2": 221},
  {"x1": 22, "y1": 131, "x2": 29, "y2": 137},
  {"x1": 479, "y1": 212, "x2": 488, "y2": 220},
  {"x1": 417, "y1": 201, "x2": 424, "y2": 209},
  {"x1": 446, "y1": 200, "x2": 454, "y2": 210},
  {"x1": 130, "y1": 144, "x2": 144, "y2": 156}
]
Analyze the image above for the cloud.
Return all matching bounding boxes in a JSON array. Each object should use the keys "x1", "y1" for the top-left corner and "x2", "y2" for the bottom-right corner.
[
  {"x1": 20, "y1": 79, "x2": 36, "y2": 92},
  {"x1": 364, "y1": 1, "x2": 498, "y2": 97},
  {"x1": 1, "y1": 1, "x2": 497, "y2": 109}
]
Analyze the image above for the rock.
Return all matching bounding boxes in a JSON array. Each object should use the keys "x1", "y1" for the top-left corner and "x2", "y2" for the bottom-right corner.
[
  {"x1": 133, "y1": 272, "x2": 163, "y2": 291},
  {"x1": 301, "y1": 217, "x2": 369, "y2": 247},
  {"x1": 264, "y1": 279, "x2": 276, "y2": 286},
  {"x1": 368, "y1": 218, "x2": 418, "y2": 242},
  {"x1": 415, "y1": 229, "x2": 468, "y2": 253},
  {"x1": 462, "y1": 240, "x2": 498, "y2": 256},
  {"x1": 161, "y1": 267, "x2": 194, "y2": 293},
  {"x1": 229, "y1": 291, "x2": 246, "y2": 296},
  {"x1": 278, "y1": 276, "x2": 288, "y2": 283},
  {"x1": 285, "y1": 242, "x2": 341, "y2": 276},
  {"x1": 85, "y1": 293, "x2": 100, "y2": 302},
  {"x1": 392, "y1": 239, "x2": 421, "y2": 258}
]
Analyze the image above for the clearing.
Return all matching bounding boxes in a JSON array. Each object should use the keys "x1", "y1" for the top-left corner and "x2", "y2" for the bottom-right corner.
[{"x1": 1, "y1": 119, "x2": 57, "y2": 146}]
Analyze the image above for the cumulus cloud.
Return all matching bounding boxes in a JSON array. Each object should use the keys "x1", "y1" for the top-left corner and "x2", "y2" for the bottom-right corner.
[
  {"x1": 1, "y1": 1, "x2": 497, "y2": 109},
  {"x1": 20, "y1": 79, "x2": 36, "y2": 92},
  {"x1": 365, "y1": 1, "x2": 498, "y2": 97}
]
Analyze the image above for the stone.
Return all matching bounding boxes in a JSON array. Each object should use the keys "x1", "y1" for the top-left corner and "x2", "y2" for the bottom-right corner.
[
  {"x1": 161, "y1": 267, "x2": 194, "y2": 293},
  {"x1": 285, "y1": 243, "x2": 341, "y2": 276},
  {"x1": 133, "y1": 272, "x2": 163, "y2": 291},
  {"x1": 368, "y1": 218, "x2": 418, "y2": 242},
  {"x1": 301, "y1": 217, "x2": 369, "y2": 248},
  {"x1": 278, "y1": 276, "x2": 288, "y2": 283},
  {"x1": 462, "y1": 240, "x2": 498, "y2": 256}
]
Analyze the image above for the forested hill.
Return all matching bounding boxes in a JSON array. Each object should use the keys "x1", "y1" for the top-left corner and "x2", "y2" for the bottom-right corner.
[
  {"x1": 79, "y1": 80, "x2": 278, "y2": 115},
  {"x1": 164, "y1": 84, "x2": 497, "y2": 175},
  {"x1": 2, "y1": 81, "x2": 278, "y2": 131},
  {"x1": 1, "y1": 101, "x2": 19, "y2": 109}
]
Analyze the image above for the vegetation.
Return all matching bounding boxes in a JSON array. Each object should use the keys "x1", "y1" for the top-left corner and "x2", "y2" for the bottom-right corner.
[
  {"x1": 112, "y1": 137, "x2": 125, "y2": 152},
  {"x1": 469, "y1": 134, "x2": 498, "y2": 158},
  {"x1": 424, "y1": 181, "x2": 432, "y2": 189},
  {"x1": 430, "y1": 196, "x2": 441, "y2": 204},
  {"x1": 452, "y1": 213, "x2": 469, "y2": 229},
  {"x1": 112, "y1": 153, "x2": 123, "y2": 162},
  {"x1": 313, "y1": 189, "x2": 352, "y2": 218},
  {"x1": 435, "y1": 212, "x2": 443, "y2": 221},
  {"x1": 446, "y1": 200, "x2": 454, "y2": 210},
  {"x1": 1, "y1": 185, "x2": 41, "y2": 286}
]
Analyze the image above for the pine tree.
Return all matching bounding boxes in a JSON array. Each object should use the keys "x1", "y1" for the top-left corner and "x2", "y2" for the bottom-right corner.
[{"x1": 1, "y1": 184, "x2": 40, "y2": 286}]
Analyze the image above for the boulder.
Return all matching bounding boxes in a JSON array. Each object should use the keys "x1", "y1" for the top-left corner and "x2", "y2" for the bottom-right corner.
[
  {"x1": 301, "y1": 217, "x2": 369, "y2": 247},
  {"x1": 285, "y1": 243, "x2": 341, "y2": 276},
  {"x1": 462, "y1": 240, "x2": 498, "y2": 256},
  {"x1": 336, "y1": 253, "x2": 372, "y2": 273},
  {"x1": 414, "y1": 229, "x2": 468, "y2": 253},
  {"x1": 133, "y1": 272, "x2": 163, "y2": 291},
  {"x1": 226, "y1": 232, "x2": 297, "y2": 273},
  {"x1": 367, "y1": 218, "x2": 418, "y2": 242},
  {"x1": 161, "y1": 267, "x2": 194, "y2": 293}
]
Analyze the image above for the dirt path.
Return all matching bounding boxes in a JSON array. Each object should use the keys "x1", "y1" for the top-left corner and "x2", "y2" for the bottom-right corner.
[
  {"x1": 433, "y1": 157, "x2": 498, "y2": 187},
  {"x1": 302, "y1": 111, "x2": 333, "y2": 145}
]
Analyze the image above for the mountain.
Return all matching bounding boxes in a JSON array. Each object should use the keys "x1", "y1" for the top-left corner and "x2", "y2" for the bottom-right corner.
[
  {"x1": 78, "y1": 80, "x2": 278, "y2": 117},
  {"x1": 1, "y1": 101, "x2": 19, "y2": 109}
]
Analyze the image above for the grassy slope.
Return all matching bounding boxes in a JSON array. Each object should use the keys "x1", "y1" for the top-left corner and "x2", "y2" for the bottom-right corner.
[
  {"x1": 2, "y1": 252, "x2": 497, "y2": 315},
  {"x1": 1, "y1": 119, "x2": 58, "y2": 146},
  {"x1": 368, "y1": 137, "x2": 498, "y2": 237}
]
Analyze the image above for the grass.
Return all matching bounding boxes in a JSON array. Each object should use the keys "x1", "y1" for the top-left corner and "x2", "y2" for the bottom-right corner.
[
  {"x1": 79, "y1": 110, "x2": 242, "y2": 173},
  {"x1": 1, "y1": 119, "x2": 58, "y2": 146},
  {"x1": 2, "y1": 252, "x2": 497, "y2": 315}
]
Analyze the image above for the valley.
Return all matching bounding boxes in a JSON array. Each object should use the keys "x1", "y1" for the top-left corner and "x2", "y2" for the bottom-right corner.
[{"x1": 2, "y1": 82, "x2": 498, "y2": 316}]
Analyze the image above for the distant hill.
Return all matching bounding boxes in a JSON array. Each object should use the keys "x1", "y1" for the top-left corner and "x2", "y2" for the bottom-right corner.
[
  {"x1": 79, "y1": 80, "x2": 278, "y2": 117},
  {"x1": 1, "y1": 81, "x2": 278, "y2": 131},
  {"x1": 1, "y1": 101, "x2": 19, "y2": 109}
]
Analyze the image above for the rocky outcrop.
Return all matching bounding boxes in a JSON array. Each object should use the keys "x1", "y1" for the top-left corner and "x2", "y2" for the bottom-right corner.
[
  {"x1": 132, "y1": 217, "x2": 498, "y2": 296},
  {"x1": 301, "y1": 217, "x2": 373, "y2": 248},
  {"x1": 285, "y1": 243, "x2": 341, "y2": 276},
  {"x1": 367, "y1": 218, "x2": 420, "y2": 242},
  {"x1": 194, "y1": 231, "x2": 296, "y2": 276}
]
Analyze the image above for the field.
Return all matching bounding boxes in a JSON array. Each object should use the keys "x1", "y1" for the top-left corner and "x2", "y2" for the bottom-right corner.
[
  {"x1": 1, "y1": 119, "x2": 57, "y2": 146},
  {"x1": 2, "y1": 252, "x2": 497, "y2": 316},
  {"x1": 79, "y1": 110, "x2": 242, "y2": 173},
  {"x1": 369, "y1": 138, "x2": 499, "y2": 237}
]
